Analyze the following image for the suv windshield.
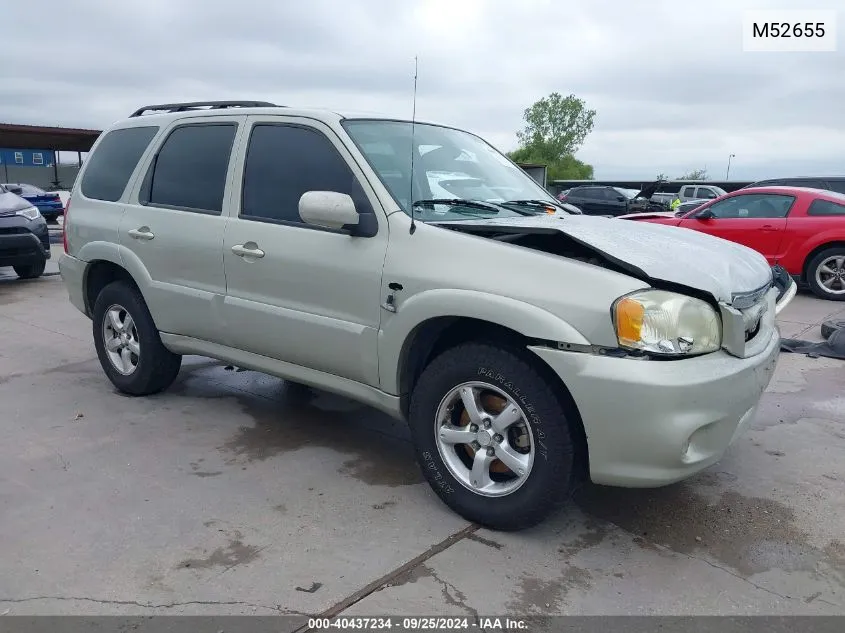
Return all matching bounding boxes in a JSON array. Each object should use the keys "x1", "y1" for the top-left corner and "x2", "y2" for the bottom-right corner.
[{"x1": 343, "y1": 120, "x2": 559, "y2": 221}]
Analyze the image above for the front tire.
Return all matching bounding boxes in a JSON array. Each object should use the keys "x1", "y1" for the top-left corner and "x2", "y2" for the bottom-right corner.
[
  {"x1": 807, "y1": 247, "x2": 845, "y2": 301},
  {"x1": 92, "y1": 281, "x2": 182, "y2": 395},
  {"x1": 409, "y1": 342, "x2": 580, "y2": 530},
  {"x1": 14, "y1": 259, "x2": 46, "y2": 279}
]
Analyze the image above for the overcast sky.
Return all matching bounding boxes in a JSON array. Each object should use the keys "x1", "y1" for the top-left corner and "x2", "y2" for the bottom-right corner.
[{"x1": 2, "y1": 0, "x2": 843, "y2": 180}]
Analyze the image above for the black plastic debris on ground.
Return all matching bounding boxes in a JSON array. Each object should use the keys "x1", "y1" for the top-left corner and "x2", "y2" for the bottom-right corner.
[{"x1": 780, "y1": 318, "x2": 845, "y2": 360}]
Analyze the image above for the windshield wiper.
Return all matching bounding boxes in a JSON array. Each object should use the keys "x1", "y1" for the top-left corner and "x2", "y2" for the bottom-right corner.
[
  {"x1": 412, "y1": 198, "x2": 533, "y2": 216},
  {"x1": 503, "y1": 199, "x2": 573, "y2": 213}
]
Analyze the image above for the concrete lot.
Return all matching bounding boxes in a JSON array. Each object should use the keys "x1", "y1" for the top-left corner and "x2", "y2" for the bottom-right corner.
[{"x1": 1, "y1": 253, "x2": 844, "y2": 621}]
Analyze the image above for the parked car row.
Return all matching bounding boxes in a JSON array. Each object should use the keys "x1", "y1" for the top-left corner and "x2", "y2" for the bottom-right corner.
[
  {"x1": 58, "y1": 100, "x2": 795, "y2": 530},
  {"x1": 2, "y1": 183, "x2": 65, "y2": 223},
  {"x1": 0, "y1": 183, "x2": 51, "y2": 278},
  {"x1": 620, "y1": 185, "x2": 845, "y2": 301},
  {"x1": 557, "y1": 180, "x2": 667, "y2": 216}
]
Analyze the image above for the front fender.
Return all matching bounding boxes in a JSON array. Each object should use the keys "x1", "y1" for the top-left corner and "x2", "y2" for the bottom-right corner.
[{"x1": 378, "y1": 288, "x2": 591, "y2": 395}]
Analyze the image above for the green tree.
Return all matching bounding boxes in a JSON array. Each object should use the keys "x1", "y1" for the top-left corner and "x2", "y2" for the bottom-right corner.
[
  {"x1": 508, "y1": 147, "x2": 594, "y2": 180},
  {"x1": 516, "y1": 92, "x2": 596, "y2": 161},
  {"x1": 509, "y1": 92, "x2": 596, "y2": 180},
  {"x1": 677, "y1": 168, "x2": 709, "y2": 180}
]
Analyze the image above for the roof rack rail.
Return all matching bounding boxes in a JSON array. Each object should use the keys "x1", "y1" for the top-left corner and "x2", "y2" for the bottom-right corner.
[{"x1": 129, "y1": 100, "x2": 279, "y2": 117}]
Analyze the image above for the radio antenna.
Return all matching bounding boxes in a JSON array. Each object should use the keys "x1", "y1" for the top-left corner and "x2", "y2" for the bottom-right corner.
[{"x1": 409, "y1": 55, "x2": 419, "y2": 235}]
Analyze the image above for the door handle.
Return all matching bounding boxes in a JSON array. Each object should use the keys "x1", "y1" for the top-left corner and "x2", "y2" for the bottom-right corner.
[
  {"x1": 231, "y1": 244, "x2": 265, "y2": 258},
  {"x1": 127, "y1": 227, "x2": 155, "y2": 240},
  {"x1": 759, "y1": 225, "x2": 777, "y2": 232}
]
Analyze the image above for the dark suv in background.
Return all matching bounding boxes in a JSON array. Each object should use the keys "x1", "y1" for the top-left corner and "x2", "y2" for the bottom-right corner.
[
  {"x1": 0, "y1": 184, "x2": 50, "y2": 279},
  {"x1": 559, "y1": 181, "x2": 664, "y2": 216},
  {"x1": 743, "y1": 176, "x2": 845, "y2": 194}
]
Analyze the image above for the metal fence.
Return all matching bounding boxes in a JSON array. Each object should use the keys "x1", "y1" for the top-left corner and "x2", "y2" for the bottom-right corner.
[{"x1": 0, "y1": 164, "x2": 80, "y2": 190}]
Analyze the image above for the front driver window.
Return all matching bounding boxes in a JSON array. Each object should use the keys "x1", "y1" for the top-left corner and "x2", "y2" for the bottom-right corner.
[{"x1": 705, "y1": 194, "x2": 795, "y2": 219}]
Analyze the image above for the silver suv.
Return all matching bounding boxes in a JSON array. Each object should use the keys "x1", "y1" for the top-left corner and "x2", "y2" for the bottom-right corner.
[{"x1": 59, "y1": 101, "x2": 796, "y2": 530}]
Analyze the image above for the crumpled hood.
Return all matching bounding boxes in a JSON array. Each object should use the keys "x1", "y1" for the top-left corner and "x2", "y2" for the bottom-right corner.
[
  {"x1": 436, "y1": 214, "x2": 773, "y2": 303},
  {"x1": 633, "y1": 179, "x2": 664, "y2": 200}
]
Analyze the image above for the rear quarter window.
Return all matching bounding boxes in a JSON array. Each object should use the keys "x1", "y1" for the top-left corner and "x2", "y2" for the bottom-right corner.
[
  {"x1": 807, "y1": 199, "x2": 845, "y2": 216},
  {"x1": 81, "y1": 127, "x2": 159, "y2": 202}
]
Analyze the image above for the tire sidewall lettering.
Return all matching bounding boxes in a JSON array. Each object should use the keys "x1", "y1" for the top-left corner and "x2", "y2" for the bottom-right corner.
[{"x1": 477, "y1": 366, "x2": 548, "y2": 462}]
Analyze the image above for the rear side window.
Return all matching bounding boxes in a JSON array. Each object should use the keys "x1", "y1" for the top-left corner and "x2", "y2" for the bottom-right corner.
[
  {"x1": 143, "y1": 123, "x2": 237, "y2": 214},
  {"x1": 81, "y1": 126, "x2": 158, "y2": 202},
  {"x1": 240, "y1": 124, "x2": 372, "y2": 225},
  {"x1": 807, "y1": 199, "x2": 845, "y2": 216}
]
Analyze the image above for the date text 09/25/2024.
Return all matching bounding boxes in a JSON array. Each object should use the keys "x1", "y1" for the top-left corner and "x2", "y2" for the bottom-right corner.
[
  {"x1": 742, "y1": 10, "x2": 837, "y2": 52},
  {"x1": 307, "y1": 617, "x2": 528, "y2": 631}
]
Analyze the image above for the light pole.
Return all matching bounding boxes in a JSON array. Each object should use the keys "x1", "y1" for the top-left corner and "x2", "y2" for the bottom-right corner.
[{"x1": 726, "y1": 154, "x2": 736, "y2": 179}]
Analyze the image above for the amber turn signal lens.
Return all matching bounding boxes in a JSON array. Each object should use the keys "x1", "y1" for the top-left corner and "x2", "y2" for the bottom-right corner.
[{"x1": 615, "y1": 297, "x2": 644, "y2": 346}]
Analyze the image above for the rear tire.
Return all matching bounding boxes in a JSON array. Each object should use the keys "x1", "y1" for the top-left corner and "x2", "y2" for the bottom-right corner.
[
  {"x1": 409, "y1": 342, "x2": 580, "y2": 531},
  {"x1": 807, "y1": 247, "x2": 845, "y2": 301},
  {"x1": 92, "y1": 281, "x2": 182, "y2": 395},
  {"x1": 14, "y1": 259, "x2": 46, "y2": 279}
]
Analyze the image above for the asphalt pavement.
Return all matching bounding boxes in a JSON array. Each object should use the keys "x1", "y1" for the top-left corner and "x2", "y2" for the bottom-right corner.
[{"x1": 0, "y1": 264, "x2": 843, "y2": 620}]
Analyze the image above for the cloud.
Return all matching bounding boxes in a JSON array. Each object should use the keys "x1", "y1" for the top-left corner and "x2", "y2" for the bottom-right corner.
[{"x1": 1, "y1": 0, "x2": 842, "y2": 179}]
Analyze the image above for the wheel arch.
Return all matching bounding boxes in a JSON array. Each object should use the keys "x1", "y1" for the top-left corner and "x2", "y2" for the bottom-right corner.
[
  {"x1": 397, "y1": 316, "x2": 589, "y2": 481},
  {"x1": 801, "y1": 241, "x2": 845, "y2": 282},
  {"x1": 84, "y1": 260, "x2": 141, "y2": 315},
  {"x1": 79, "y1": 244, "x2": 153, "y2": 316}
]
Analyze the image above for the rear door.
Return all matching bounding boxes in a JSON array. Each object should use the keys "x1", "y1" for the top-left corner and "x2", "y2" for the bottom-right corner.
[
  {"x1": 598, "y1": 188, "x2": 627, "y2": 215},
  {"x1": 119, "y1": 116, "x2": 245, "y2": 342},
  {"x1": 693, "y1": 187, "x2": 719, "y2": 202},
  {"x1": 573, "y1": 188, "x2": 602, "y2": 214},
  {"x1": 679, "y1": 185, "x2": 697, "y2": 201},
  {"x1": 679, "y1": 193, "x2": 795, "y2": 263}
]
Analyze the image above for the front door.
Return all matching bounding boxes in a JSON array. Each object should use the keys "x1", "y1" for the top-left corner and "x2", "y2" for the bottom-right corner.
[
  {"x1": 680, "y1": 193, "x2": 795, "y2": 264},
  {"x1": 119, "y1": 117, "x2": 245, "y2": 341},
  {"x1": 221, "y1": 116, "x2": 388, "y2": 386}
]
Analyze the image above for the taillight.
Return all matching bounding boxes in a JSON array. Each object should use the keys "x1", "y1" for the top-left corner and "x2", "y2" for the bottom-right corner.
[{"x1": 62, "y1": 199, "x2": 70, "y2": 253}]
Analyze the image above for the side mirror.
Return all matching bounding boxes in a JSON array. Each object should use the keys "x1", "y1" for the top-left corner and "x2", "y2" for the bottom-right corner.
[
  {"x1": 7, "y1": 185, "x2": 23, "y2": 195},
  {"x1": 617, "y1": 195, "x2": 626, "y2": 202},
  {"x1": 299, "y1": 191, "x2": 359, "y2": 231},
  {"x1": 696, "y1": 208, "x2": 715, "y2": 220}
]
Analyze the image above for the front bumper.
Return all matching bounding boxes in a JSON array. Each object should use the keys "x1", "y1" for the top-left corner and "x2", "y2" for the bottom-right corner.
[
  {"x1": 36, "y1": 204, "x2": 63, "y2": 216},
  {"x1": 529, "y1": 327, "x2": 780, "y2": 487},
  {"x1": 0, "y1": 230, "x2": 50, "y2": 267}
]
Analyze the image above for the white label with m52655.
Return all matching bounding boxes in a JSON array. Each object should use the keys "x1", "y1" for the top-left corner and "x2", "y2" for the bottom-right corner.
[{"x1": 743, "y1": 10, "x2": 837, "y2": 51}]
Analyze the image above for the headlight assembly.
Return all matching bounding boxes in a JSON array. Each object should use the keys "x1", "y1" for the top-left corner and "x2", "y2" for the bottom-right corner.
[
  {"x1": 613, "y1": 290, "x2": 721, "y2": 356},
  {"x1": 16, "y1": 206, "x2": 41, "y2": 221}
]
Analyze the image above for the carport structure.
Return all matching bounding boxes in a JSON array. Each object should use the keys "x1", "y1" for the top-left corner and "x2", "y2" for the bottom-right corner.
[{"x1": 0, "y1": 123, "x2": 101, "y2": 188}]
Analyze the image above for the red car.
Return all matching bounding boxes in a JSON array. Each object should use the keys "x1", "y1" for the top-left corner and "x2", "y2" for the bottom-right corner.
[{"x1": 620, "y1": 186, "x2": 845, "y2": 301}]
